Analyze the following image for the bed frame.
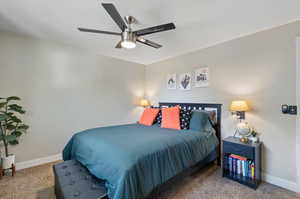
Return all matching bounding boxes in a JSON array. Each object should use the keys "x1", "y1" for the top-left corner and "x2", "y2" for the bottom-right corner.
[
  {"x1": 159, "y1": 102, "x2": 222, "y2": 164},
  {"x1": 54, "y1": 102, "x2": 222, "y2": 199}
]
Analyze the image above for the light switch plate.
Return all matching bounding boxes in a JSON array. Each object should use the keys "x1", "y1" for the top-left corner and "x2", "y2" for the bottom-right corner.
[{"x1": 288, "y1": 105, "x2": 297, "y2": 115}]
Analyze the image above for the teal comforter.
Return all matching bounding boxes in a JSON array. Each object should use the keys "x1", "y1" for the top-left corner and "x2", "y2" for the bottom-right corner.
[{"x1": 63, "y1": 124, "x2": 218, "y2": 199}]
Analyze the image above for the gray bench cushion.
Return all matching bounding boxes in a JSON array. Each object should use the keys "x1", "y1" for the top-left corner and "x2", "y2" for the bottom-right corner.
[{"x1": 53, "y1": 160, "x2": 107, "y2": 199}]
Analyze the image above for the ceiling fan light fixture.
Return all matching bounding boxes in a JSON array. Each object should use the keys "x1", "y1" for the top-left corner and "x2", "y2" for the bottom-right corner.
[{"x1": 121, "y1": 40, "x2": 136, "y2": 49}]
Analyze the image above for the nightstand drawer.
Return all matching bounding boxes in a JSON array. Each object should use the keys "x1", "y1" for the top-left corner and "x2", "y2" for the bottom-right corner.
[{"x1": 223, "y1": 141, "x2": 254, "y2": 159}]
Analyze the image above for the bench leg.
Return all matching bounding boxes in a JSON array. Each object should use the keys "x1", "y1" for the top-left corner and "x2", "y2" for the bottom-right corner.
[
  {"x1": 0, "y1": 167, "x2": 3, "y2": 179},
  {"x1": 12, "y1": 164, "x2": 16, "y2": 177}
]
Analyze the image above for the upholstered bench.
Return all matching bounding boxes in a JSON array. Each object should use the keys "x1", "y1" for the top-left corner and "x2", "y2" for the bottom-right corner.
[{"x1": 53, "y1": 160, "x2": 108, "y2": 199}]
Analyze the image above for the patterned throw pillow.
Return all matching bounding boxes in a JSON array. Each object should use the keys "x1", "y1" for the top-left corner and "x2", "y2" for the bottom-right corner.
[
  {"x1": 155, "y1": 110, "x2": 162, "y2": 125},
  {"x1": 151, "y1": 106, "x2": 162, "y2": 125},
  {"x1": 180, "y1": 108, "x2": 192, "y2": 130}
]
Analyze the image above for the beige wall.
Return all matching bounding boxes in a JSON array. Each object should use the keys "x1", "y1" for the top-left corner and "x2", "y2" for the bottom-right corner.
[
  {"x1": 0, "y1": 32, "x2": 145, "y2": 163},
  {"x1": 146, "y1": 21, "x2": 300, "y2": 183}
]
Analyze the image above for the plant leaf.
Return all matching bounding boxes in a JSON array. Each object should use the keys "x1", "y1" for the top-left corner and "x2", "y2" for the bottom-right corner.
[
  {"x1": 0, "y1": 102, "x2": 7, "y2": 109},
  {"x1": 18, "y1": 124, "x2": 29, "y2": 130},
  {"x1": 7, "y1": 96, "x2": 21, "y2": 101},
  {"x1": 9, "y1": 116, "x2": 21, "y2": 123},
  {"x1": 8, "y1": 104, "x2": 22, "y2": 109},
  {"x1": 6, "y1": 123, "x2": 17, "y2": 130},
  {"x1": 4, "y1": 135, "x2": 17, "y2": 142},
  {"x1": 12, "y1": 131, "x2": 22, "y2": 137},
  {"x1": 0, "y1": 114, "x2": 9, "y2": 121},
  {"x1": 6, "y1": 112, "x2": 14, "y2": 117},
  {"x1": 9, "y1": 140, "x2": 19, "y2": 145},
  {"x1": 8, "y1": 104, "x2": 25, "y2": 114},
  {"x1": 8, "y1": 108, "x2": 25, "y2": 114}
]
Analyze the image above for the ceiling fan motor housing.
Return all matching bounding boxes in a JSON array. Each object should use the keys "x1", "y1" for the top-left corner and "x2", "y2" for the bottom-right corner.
[{"x1": 122, "y1": 31, "x2": 136, "y2": 43}]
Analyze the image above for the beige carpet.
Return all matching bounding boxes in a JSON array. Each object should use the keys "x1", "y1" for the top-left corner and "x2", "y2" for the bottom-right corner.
[{"x1": 0, "y1": 162, "x2": 299, "y2": 199}]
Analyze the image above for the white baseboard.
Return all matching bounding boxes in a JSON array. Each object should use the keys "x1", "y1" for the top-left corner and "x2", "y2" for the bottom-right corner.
[
  {"x1": 16, "y1": 154, "x2": 62, "y2": 171},
  {"x1": 15, "y1": 154, "x2": 299, "y2": 193},
  {"x1": 262, "y1": 172, "x2": 298, "y2": 193}
]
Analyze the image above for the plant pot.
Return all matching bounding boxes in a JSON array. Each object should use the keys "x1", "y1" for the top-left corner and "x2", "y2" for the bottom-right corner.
[{"x1": 1, "y1": 154, "x2": 15, "y2": 169}]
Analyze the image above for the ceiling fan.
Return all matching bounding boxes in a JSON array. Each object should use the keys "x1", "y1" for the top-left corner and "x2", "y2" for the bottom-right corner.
[{"x1": 78, "y1": 3, "x2": 176, "y2": 49}]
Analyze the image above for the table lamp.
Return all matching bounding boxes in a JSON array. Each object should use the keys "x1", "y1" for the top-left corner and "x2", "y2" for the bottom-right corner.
[
  {"x1": 230, "y1": 100, "x2": 249, "y2": 120},
  {"x1": 140, "y1": 99, "x2": 150, "y2": 108},
  {"x1": 230, "y1": 100, "x2": 250, "y2": 143}
]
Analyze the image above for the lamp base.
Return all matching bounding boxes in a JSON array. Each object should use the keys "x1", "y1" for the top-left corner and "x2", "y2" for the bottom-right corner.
[{"x1": 240, "y1": 137, "x2": 249, "y2": 143}]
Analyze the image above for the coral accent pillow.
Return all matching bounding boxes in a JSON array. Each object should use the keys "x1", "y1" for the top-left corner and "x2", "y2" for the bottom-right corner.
[
  {"x1": 161, "y1": 106, "x2": 181, "y2": 130},
  {"x1": 139, "y1": 108, "x2": 160, "y2": 126}
]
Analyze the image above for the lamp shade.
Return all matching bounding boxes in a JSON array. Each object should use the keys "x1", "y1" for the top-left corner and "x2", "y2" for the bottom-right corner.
[
  {"x1": 140, "y1": 99, "x2": 150, "y2": 107},
  {"x1": 230, "y1": 100, "x2": 249, "y2": 111}
]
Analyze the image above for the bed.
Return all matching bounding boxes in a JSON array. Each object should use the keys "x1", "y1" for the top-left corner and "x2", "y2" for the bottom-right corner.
[{"x1": 62, "y1": 102, "x2": 222, "y2": 199}]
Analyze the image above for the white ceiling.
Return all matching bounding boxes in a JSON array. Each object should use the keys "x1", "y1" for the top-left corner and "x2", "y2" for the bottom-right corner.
[{"x1": 1, "y1": 0, "x2": 300, "y2": 65}]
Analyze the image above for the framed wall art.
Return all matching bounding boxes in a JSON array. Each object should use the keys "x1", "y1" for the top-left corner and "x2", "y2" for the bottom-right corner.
[
  {"x1": 166, "y1": 74, "x2": 177, "y2": 90},
  {"x1": 179, "y1": 73, "x2": 191, "y2": 90},
  {"x1": 195, "y1": 67, "x2": 209, "y2": 87}
]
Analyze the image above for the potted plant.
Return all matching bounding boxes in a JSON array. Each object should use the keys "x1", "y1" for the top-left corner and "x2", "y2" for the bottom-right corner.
[
  {"x1": 0, "y1": 96, "x2": 29, "y2": 169},
  {"x1": 250, "y1": 128, "x2": 259, "y2": 143}
]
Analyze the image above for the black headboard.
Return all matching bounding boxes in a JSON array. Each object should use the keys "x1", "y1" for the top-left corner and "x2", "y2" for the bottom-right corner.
[{"x1": 159, "y1": 102, "x2": 222, "y2": 165}]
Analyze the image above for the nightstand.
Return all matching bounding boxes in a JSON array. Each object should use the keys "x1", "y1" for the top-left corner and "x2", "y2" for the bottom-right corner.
[{"x1": 222, "y1": 136, "x2": 262, "y2": 189}]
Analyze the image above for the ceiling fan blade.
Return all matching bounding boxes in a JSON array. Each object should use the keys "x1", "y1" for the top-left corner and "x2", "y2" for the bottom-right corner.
[
  {"x1": 102, "y1": 3, "x2": 127, "y2": 31},
  {"x1": 78, "y1": 28, "x2": 121, "y2": 36},
  {"x1": 134, "y1": 23, "x2": 175, "y2": 36},
  {"x1": 115, "y1": 41, "x2": 122, "y2": 49},
  {"x1": 137, "y1": 37, "x2": 162, "y2": 49}
]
